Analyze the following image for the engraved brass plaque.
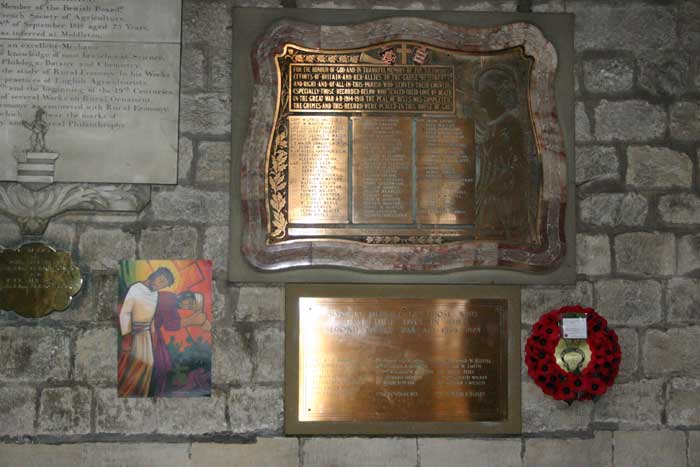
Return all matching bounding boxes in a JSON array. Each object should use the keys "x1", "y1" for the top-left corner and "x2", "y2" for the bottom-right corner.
[
  {"x1": 286, "y1": 284, "x2": 521, "y2": 435},
  {"x1": 0, "y1": 243, "x2": 83, "y2": 318}
]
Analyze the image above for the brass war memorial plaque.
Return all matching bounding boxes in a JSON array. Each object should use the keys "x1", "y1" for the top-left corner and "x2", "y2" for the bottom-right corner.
[
  {"x1": 285, "y1": 285, "x2": 521, "y2": 435},
  {"x1": 0, "y1": 243, "x2": 83, "y2": 318},
  {"x1": 232, "y1": 9, "x2": 575, "y2": 282}
]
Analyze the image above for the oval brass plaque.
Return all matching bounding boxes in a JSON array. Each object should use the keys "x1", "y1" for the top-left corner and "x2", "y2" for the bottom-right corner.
[{"x1": 0, "y1": 243, "x2": 83, "y2": 318}]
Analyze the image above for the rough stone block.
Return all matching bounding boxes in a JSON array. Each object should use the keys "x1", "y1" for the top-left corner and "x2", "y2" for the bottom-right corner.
[
  {"x1": 94, "y1": 273, "x2": 119, "y2": 322},
  {"x1": 183, "y1": 0, "x2": 231, "y2": 45},
  {"x1": 191, "y1": 438, "x2": 298, "y2": 467},
  {"x1": 236, "y1": 286, "x2": 285, "y2": 321},
  {"x1": 95, "y1": 387, "x2": 157, "y2": 434},
  {"x1": 253, "y1": 325, "x2": 284, "y2": 382},
  {"x1": 593, "y1": 379, "x2": 663, "y2": 428},
  {"x1": 0, "y1": 445, "x2": 82, "y2": 467},
  {"x1": 212, "y1": 327, "x2": 253, "y2": 385},
  {"x1": 579, "y1": 193, "x2": 647, "y2": 227},
  {"x1": 78, "y1": 227, "x2": 136, "y2": 270},
  {"x1": 203, "y1": 225, "x2": 229, "y2": 273},
  {"x1": 211, "y1": 280, "x2": 230, "y2": 323},
  {"x1": 667, "y1": 377, "x2": 700, "y2": 427},
  {"x1": 179, "y1": 136, "x2": 194, "y2": 182},
  {"x1": 197, "y1": 142, "x2": 231, "y2": 185},
  {"x1": 575, "y1": 102, "x2": 592, "y2": 142},
  {"x1": 659, "y1": 194, "x2": 700, "y2": 226},
  {"x1": 524, "y1": 432, "x2": 612, "y2": 467},
  {"x1": 644, "y1": 327, "x2": 700, "y2": 376},
  {"x1": 155, "y1": 390, "x2": 227, "y2": 434},
  {"x1": 180, "y1": 93, "x2": 231, "y2": 136},
  {"x1": 626, "y1": 146, "x2": 692, "y2": 190},
  {"x1": 594, "y1": 101, "x2": 666, "y2": 142},
  {"x1": 150, "y1": 186, "x2": 229, "y2": 224},
  {"x1": 668, "y1": 278, "x2": 700, "y2": 323},
  {"x1": 614, "y1": 232, "x2": 675, "y2": 276},
  {"x1": 594, "y1": 279, "x2": 662, "y2": 326},
  {"x1": 639, "y1": 50, "x2": 691, "y2": 97},
  {"x1": 229, "y1": 386, "x2": 283, "y2": 433},
  {"x1": 0, "y1": 217, "x2": 21, "y2": 247},
  {"x1": 615, "y1": 328, "x2": 638, "y2": 381},
  {"x1": 679, "y1": 1, "x2": 700, "y2": 49},
  {"x1": 38, "y1": 386, "x2": 91, "y2": 435},
  {"x1": 0, "y1": 327, "x2": 71, "y2": 382},
  {"x1": 42, "y1": 222, "x2": 76, "y2": 252},
  {"x1": 81, "y1": 443, "x2": 192, "y2": 467},
  {"x1": 670, "y1": 101, "x2": 700, "y2": 141},
  {"x1": 75, "y1": 328, "x2": 117, "y2": 384},
  {"x1": 691, "y1": 431, "x2": 700, "y2": 467},
  {"x1": 521, "y1": 282, "x2": 593, "y2": 324},
  {"x1": 522, "y1": 381, "x2": 592, "y2": 433},
  {"x1": 614, "y1": 431, "x2": 686, "y2": 467},
  {"x1": 302, "y1": 438, "x2": 417, "y2": 467},
  {"x1": 181, "y1": 46, "x2": 206, "y2": 90},
  {"x1": 582, "y1": 57, "x2": 634, "y2": 94},
  {"x1": 418, "y1": 438, "x2": 521, "y2": 467},
  {"x1": 576, "y1": 234, "x2": 611, "y2": 276},
  {"x1": 0, "y1": 386, "x2": 36, "y2": 436},
  {"x1": 139, "y1": 226, "x2": 199, "y2": 259},
  {"x1": 574, "y1": 5, "x2": 675, "y2": 51},
  {"x1": 677, "y1": 235, "x2": 700, "y2": 275},
  {"x1": 575, "y1": 146, "x2": 620, "y2": 189},
  {"x1": 210, "y1": 47, "x2": 233, "y2": 92}
]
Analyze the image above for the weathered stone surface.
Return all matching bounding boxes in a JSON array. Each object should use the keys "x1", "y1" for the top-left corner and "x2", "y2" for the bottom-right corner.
[
  {"x1": 180, "y1": 93, "x2": 231, "y2": 136},
  {"x1": 593, "y1": 379, "x2": 664, "y2": 428},
  {"x1": 229, "y1": 386, "x2": 283, "y2": 433},
  {"x1": 253, "y1": 326, "x2": 284, "y2": 382},
  {"x1": 626, "y1": 146, "x2": 692, "y2": 190},
  {"x1": 95, "y1": 388, "x2": 157, "y2": 434},
  {"x1": 691, "y1": 432, "x2": 700, "y2": 467},
  {"x1": 579, "y1": 193, "x2": 647, "y2": 227},
  {"x1": 521, "y1": 282, "x2": 593, "y2": 324},
  {"x1": 211, "y1": 280, "x2": 230, "y2": 323},
  {"x1": 670, "y1": 101, "x2": 700, "y2": 141},
  {"x1": 679, "y1": 1, "x2": 700, "y2": 50},
  {"x1": 75, "y1": 328, "x2": 117, "y2": 384},
  {"x1": 418, "y1": 439, "x2": 521, "y2": 467},
  {"x1": 594, "y1": 101, "x2": 666, "y2": 142},
  {"x1": 212, "y1": 327, "x2": 253, "y2": 385},
  {"x1": 203, "y1": 225, "x2": 229, "y2": 273},
  {"x1": 191, "y1": 438, "x2": 298, "y2": 467},
  {"x1": 532, "y1": 0, "x2": 565, "y2": 12},
  {"x1": 639, "y1": 50, "x2": 691, "y2": 97},
  {"x1": 575, "y1": 146, "x2": 619, "y2": 188},
  {"x1": 644, "y1": 327, "x2": 700, "y2": 376},
  {"x1": 78, "y1": 227, "x2": 136, "y2": 270},
  {"x1": 582, "y1": 57, "x2": 634, "y2": 94},
  {"x1": 615, "y1": 328, "x2": 638, "y2": 381},
  {"x1": 0, "y1": 327, "x2": 70, "y2": 381},
  {"x1": 297, "y1": 0, "x2": 516, "y2": 10},
  {"x1": 524, "y1": 432, "x2": 612, "y2": 467},
  {"x1": 94, "y1": 273, "x2": 119, "y2": 322},
  {"x1": 197, "y1": 142, "x2": 231, "y2": 185},
  {"x1": 522, "y1": 381, "x2": 592, "y2": 433},
  {"x1": 594, "y1": 279, "x2": 662, "y2": 326},
  {"x1": 667, "y1": 378, "x2": 700, "y2": 427},
  {"x1": 678, "y1": 235, "x2": 700, "y2": 275},
  {"x1": 575, "y1": 102, "x2": 592, "y2": 142},
  {"x1": 576, "y1": 234, "x2": 611, "y2": 276},
  {"x1": 179, "y1": 136, "x2": 194, "y2": 182},
  {"x1": 0, "y1": 386, "x2": 36, "y2": 436},
  {"x1": 574, "y1": 5, "x2": 675, "y2": 51},
  {"x1": 658, "y1": 194, "x2": 700, "y2": 225},
  {"x1": 150, "y1": 186, "x2": 229, "y2": 224},
  {"x1": 38, "y1": 387, "x2": 91, "y2": 435},
  {"x1": 81, "y1": 443, "x2": 191, "y2": 467},
  {"x1": 139, "y1": 226, "x2": 198, "y2": 259},
  {"x1": 210, "y1": 48, "x2": 233, "y2": 93},
  {"x1": 181, "y1": 46, "x2": 206, "y2": 90},
  {"x1": 47, "y1": 274, "x2": 93, "y2": 322},
  {"x1": 614, "y1": 232, "x2": 675, "y2": 276},
  {"x1": 668, "y1": 278, "x2": 700, "y2": 323},
  {"x1": 236, "y1": 286, "x2": 285, "y2": 321},
  {"x1": 155, "y1": 390, "x2": 227, "y2": 434},
  {"x1": 303, "y1": 438, "x2": 417, "y2": 467},
  {"x1": 42, "y1": 222, "x2": 76, "y2": 251},
  {"x1": 0, "y1": 445, "x2": 82, "y2": 467},
  {"x1": 183, "y1": 0, "x2": 231, "y2": 45},
  {"x1": 0, "y1": 217, "x2": 21, "y2": 247},
  {"x1": 614, "y1": 431, "x2": 686, "y2": 467}
]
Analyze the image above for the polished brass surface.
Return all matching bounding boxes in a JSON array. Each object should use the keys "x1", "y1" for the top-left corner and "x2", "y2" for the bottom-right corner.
[
  {"x1": 0, "y1": 243, "x2": 83, "y2": 318},
  {"x1": 555, "y1": 339, "x2": 592, "y2": 374}
]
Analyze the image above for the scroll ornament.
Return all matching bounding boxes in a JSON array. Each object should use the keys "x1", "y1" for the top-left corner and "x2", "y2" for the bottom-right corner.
[{"x1": 525, "y1": 305, "x2": 621, "y2": 404}]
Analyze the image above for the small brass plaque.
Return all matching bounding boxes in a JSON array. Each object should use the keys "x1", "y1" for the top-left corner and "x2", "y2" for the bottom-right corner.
[
  {"x1": 0, "y1": 243, "x2": 83, "y2": 318},
  {"x1": 286, "y1": 284, "x2": 521, "y2": 435}
]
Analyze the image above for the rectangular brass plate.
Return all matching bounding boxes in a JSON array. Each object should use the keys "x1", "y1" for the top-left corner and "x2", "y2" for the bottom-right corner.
[{"x1": 285, "y1": 284, "x2": 521, "y2": 435}]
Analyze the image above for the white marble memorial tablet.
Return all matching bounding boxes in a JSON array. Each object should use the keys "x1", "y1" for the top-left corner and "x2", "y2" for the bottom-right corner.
[{"x1": 0, "y1": 0, "x2": 181, "y2": 184}]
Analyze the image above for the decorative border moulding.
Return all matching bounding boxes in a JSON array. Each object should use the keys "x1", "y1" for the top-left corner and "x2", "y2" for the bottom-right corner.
[{"x1": 229, "y1": 8, "x2": 575, "y2": 284}]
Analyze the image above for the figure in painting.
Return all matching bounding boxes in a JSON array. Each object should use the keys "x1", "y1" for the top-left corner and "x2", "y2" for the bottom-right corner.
[{"x1": 118, "y1": 267, "x2": 175, "y2": 397}]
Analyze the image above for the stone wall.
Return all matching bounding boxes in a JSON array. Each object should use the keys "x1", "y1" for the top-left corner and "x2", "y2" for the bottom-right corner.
[{"x1": 1, "y1": 0, "x2": 699, "y2": 466}]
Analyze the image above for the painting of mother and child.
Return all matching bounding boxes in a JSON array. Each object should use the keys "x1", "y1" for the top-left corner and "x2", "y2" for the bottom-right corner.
[{"x1": 117, "y1": 260, "x2": 213, "y2": 398}]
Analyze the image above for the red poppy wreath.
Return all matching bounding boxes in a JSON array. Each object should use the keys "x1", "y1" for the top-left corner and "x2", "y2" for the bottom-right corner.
[{"x1": 525, "y1": 305, "x2": 621, "y2": 404}]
